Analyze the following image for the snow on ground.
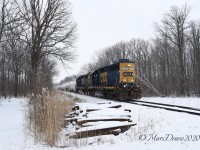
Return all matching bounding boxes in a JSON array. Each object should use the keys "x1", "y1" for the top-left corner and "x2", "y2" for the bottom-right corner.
[
  {"x1": 1, "y1": 94, "x2": 200, "y2": 150},
  {"x1": 0, "y1": 98, "x2": 31, "y2": 150},
  {"x1": 64, "y1": 93, "x2": 200, "y2": 150},
  {"x1": 0, "y1": 98, "x2": 56, "y2": 150},
  {"x1": 142, "y1": 97, "x2": 200, "y2": 109}
]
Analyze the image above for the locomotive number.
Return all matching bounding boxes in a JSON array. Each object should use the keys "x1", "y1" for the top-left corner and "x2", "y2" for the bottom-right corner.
[{"x1": 123, "y1": 72, "x2": 133, "y2": 77}]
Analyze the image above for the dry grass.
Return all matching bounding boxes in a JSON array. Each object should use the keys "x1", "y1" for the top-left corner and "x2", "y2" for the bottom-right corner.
[{"x1": 27, "y1": 89, "x2": 75, "y2": 147}]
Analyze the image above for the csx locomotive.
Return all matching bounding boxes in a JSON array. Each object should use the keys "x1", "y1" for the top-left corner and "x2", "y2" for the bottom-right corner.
[{"x1": 76, "y1": 59, "x2": 142, "y2": 100}]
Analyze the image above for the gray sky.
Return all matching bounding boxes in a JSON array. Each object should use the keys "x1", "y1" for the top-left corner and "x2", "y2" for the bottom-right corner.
[{"x1": 53, "y1": 0, "x2": 200, "y2": 83}]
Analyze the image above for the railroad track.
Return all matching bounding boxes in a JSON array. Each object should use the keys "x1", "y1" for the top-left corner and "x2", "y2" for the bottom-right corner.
[
  {"x1": 124, "y1": 99, "x2": 200, "y2": 116},
  {"x1": 66, "y1": 92, "x2": 200, "y2": 116}
]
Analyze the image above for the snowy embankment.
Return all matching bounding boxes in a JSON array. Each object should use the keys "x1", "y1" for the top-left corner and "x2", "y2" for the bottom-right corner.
[{"x1": 1, "y1": 95, "x2": 200, "y2": 150}]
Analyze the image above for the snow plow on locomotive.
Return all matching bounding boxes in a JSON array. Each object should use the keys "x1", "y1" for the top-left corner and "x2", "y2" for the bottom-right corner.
[{"x1": 75, "y1": 59, "x2": 142, "y2": 100}]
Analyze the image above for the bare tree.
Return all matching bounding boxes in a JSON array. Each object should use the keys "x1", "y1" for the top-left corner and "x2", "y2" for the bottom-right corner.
[
  {"x1": 189, "y1": 21, "x2": 200, "y2": 95},
  {"x1": 16, "y1": 0, "x2": 77, "y2": 94},
  {"x1": 0, "y1": 0, "x2": 8, "y2": 43},
  {"x1": 155, "y1": 5, "x2": 191, "y2": 96},
  {"x1": 0, "y1": 0, "x2": 20, "y2": 98},
  {"x1": 5, "y1": 24, "x2": 26, "y2": 97},
  {"x1": 37, "y1": 58, "x2": 57, "y2": 89}
]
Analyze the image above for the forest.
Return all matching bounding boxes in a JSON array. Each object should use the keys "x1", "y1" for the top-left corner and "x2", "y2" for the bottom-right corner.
[
  {"x1": 0, "y1": 0, "x2": 76, "y2": 98},
  {"x1": 0, "y1": 1, "x2": 200, "y2": 98}
]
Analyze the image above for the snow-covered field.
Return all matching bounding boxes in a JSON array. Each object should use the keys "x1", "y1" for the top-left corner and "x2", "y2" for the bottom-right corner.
[
  {"x1": 0, "y1": 98, "x2": 33, "y2": 150},
  {"x1": 1, "y1": 94, "x2": 200, "y2": 150}
]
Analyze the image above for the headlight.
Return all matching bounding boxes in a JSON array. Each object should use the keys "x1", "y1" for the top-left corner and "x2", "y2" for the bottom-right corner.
[{"x1": 124, "y1": 84, "x2": 127, "y2": 87}]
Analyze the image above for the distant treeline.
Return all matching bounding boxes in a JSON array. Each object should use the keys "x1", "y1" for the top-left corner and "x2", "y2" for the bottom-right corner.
[{"x1": 79, "y1": 5, "x2": 200, "y2": 97}]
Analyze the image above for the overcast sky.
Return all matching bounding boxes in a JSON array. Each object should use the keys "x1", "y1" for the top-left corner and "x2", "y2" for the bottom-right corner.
[{"x1": 53, "y1": 0, "x2": 200, "y2": 83}]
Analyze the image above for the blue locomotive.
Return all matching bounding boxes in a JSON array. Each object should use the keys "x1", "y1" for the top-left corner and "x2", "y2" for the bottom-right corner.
[{"x1": 76, "y1": 59, "x2": 141, "y2": 100}]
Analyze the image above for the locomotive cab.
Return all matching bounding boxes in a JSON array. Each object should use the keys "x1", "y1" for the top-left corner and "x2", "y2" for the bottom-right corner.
[{"x1": 117, "y1": 60, "x2": 141, "y2": 100}]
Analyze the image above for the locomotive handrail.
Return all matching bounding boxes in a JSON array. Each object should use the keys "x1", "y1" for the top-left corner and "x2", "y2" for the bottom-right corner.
[{"x1": 136, "y1": 74, "x2": 163, "y2": 97}]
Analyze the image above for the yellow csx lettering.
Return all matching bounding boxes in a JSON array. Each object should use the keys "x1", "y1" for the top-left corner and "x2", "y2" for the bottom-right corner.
[{"x1": 101, "y1": 72, "x2": 107, "y2": 83}]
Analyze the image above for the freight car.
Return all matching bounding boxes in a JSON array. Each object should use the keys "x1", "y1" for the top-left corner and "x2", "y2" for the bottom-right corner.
[{"x1": 76, "y1": 59, "x2": 142, "y2": 100}]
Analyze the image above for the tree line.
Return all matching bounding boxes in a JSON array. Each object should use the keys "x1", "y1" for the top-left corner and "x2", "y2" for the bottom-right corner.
[
  {"x1": 0, "y1": 0, "x2": 76, "y2": 98},
  {"x1": 79, "y1": 5, "x2": 200, "y2": 97}
]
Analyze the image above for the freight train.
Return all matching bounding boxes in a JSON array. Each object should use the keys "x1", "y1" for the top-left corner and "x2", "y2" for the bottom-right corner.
[{"x1": 76, "y1": 59, "x2": 142, "y2": 100}]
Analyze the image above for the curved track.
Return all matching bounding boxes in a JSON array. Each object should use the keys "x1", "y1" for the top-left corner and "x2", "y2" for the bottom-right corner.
[{"x1": 124, "y1": 99, "x2": 200, "y2": 116}]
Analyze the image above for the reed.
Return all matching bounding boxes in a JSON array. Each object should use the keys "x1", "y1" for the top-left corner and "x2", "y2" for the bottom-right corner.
[{"x1": 27, "y1": 89, "x2": 74, "y2": 146}]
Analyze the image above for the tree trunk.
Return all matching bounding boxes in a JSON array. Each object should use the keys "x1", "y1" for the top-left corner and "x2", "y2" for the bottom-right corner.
[
  {"x1": 14, "y1": 71, "x2": 18, "y2": 97},
  {"x1": 179, "y1": 47, "x2": 186, "y2": 96},
  {"x1": 30, "y1": 52, "x2": 39, "y2": 95}
]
